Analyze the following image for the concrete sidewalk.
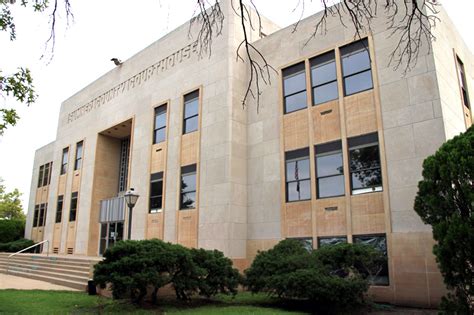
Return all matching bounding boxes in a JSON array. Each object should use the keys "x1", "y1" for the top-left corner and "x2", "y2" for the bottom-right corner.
[{"x1": 0, "y1": 274, "x2": 78, "y2": 291}]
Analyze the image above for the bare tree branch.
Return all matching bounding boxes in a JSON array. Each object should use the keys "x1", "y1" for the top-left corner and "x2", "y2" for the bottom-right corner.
[
  {"x1": 190, "y1": 0, "x2": 224, "y2": 58},
  {"x1": 41, "y1": 0, "x2": 74, "y2": 62}
]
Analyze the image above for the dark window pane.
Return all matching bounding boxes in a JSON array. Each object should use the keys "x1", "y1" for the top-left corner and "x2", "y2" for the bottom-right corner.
[
  {"x1": 181, "y1": 192, "x2": 196, "y2": 209},
  {"x1": 284, "y1": 71, "x2": 306, "y2": 96},
  {"x1": 184, "y1": 99, "x2": 199, "y2": 118},
  {"x1": 181, "y1": 173, "x2": 196, "y2": 193},
  {"x1": 316, "y1": 152, "x2": 343, "y2": 177},
  {"x1": 155, "y1": 112, "x2": 166, "y2": 129},
  {"x1": 38, "y1": 166, "x2": 44, "y2": 188},
  {"x1": 342, "y1": 49, "x2": 371, "y2": 76},
  {"x1": 311, "y1": 61, "x2": 337, "y2": 86},
  {"x1": 354, "y1": 235, "x2": 389, "y2": 285},
  {"x1": 287, "y1": 179, "x2": 311, "y2": 201},
  {"x1": 313, "y1": 81, "x2": 338, "y2": 105},
  {"x1": 285, "y1": 91, "x2": 307, "y2": 113},
  {"x1": 344, "y1": 70, "x2": 373, "y2": 95},
  {"x1": 150, "y1": 196, "x2": 163, "y2": 211},
  {"x1": 289, "y1": 238, "x2": 313, "y2": 251},
  {"x1": 76, "y1": 142, "x2": 83, "y2": 159},
  {"x1": 349, "y1": 145, "x2": 380, "y2": 172},
  {"x1": 154, "y1": 128, "x2": 166, "y2": 143},
  {"x1": 318, "y1": 236, "x2": 347, "y2": 247},
  {"x1": 43, "y1": 163, "x2": 50, "y2": 186},
  {"x1": 351, "y1": 170, "x2": 382, "y2": 191},
  {"x1": 184, "y1": 116, "x2": 198, "y2": 134},
  {"x1": 317, "y1": 175, "x2": 345, "y2": 198},
  {"x1": 151, "y1": 180, "x2": 162, "y2": 197}
]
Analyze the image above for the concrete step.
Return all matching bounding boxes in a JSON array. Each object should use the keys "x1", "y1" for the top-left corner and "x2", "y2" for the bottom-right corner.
[
  {"x1": 0, "y1": 257, "x2": 92, "y2": 269},
  {"x1": 0, "y1": 253, "x2": 100, "y2": 265},
  {"x1": 1, "y1": 264, "x2": 89, "y2": 282},
  {"x1": 0, "y1": 261, "x2": 89, "y2": 278},
  {"x1": 0, "y1": 269, "x2": 88, "y2": 291}
]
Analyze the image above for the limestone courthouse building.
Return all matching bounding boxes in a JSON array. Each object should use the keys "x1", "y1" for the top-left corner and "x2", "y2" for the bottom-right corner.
[{"x1": 25, "y1": 0, "x2": 472, "y2": 308}]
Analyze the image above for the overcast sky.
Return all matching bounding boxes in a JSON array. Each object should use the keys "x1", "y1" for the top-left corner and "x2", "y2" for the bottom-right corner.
[{"x1": 0, "y1": 0, "x2": 473, "y2": 210}]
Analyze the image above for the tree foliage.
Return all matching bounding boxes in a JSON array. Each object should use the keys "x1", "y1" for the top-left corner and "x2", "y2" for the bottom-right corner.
[
  {"x1": 244, "y1": 239, "x2": 385, "y2": 312},
  {"x1": 93, "y1": 239, "x2": 240, "y2": 304},
  {"x1": 414, "y1": 126, "x2": 473, "y2": 314},
  {"x1": 0, "y1": 218, "x2": 25, "y2": 243},
  {"x1": 0, "y1": 178, "x2": 24, "y2": 220}
]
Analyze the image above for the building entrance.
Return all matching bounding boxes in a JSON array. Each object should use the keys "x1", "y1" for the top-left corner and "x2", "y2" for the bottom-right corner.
[{"x1": 99, "y1": 221, "x2": 124, "y2": 255}]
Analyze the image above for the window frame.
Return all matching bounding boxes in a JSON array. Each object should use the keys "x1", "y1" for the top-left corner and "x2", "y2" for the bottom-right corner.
[
  {"x1": 348, "y1": 133, "x2": 383, "y2": 195},
  {"x1": 55, "y1": 195, "x2": 64, "y2": 223},
  {"x1": 456, "y1": 56, "x2": 471, "y2": 110},
  {"x1": 285, "y1": 148, "x2": 311, "y2": 203},
  {"x1": 182, "y1": 90, "x2": 200, "y2": 135},
  {"x1": 149, "y1": 172, "x2": 164, "y2": 213},
  {"x1": 74, "y1": 141, "x2": 84, "y2": 171},
  {"x1": 69, "y1": 192, "x2": 78, "y2": 222},
  {"x1": 353, "y1": 233, "x2": 389, "y2": 286},
  {"x1": 37, "y1": 165, "x2": 44, "y2": 188},
  {"x1": 33, "y1": 205, "x2": 40, "y2": 227},
  {"x1": 153, "y1": 104, "x2": 167, "y2": 144},
  {"x1": 282, "y1": 62, "x2": 308, "y2": 114},
  {"x1": 340, "y1": 38, "x2": 373, "y2": 96},
  {"x1": 180, "y1": 164, "x2": 197, "y2": 210},
  {"x1": 310, "y1": 50, "x2": 339, "y2": 106},
  {"x1": 315, "y1": 141, "x2": 345, "y2": 199},
  {"x1": 317, "y1": 236, "x2": 348, "y2": 248},
  {"x1": 61, "y1": 147, "x2": 69, "y2": 175},
  {"x1": 38, "y1": 203, "x2": 46, "y2": 227}
]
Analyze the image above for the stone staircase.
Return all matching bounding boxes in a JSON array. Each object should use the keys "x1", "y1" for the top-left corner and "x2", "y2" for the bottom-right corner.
[{"x1": 0, "y1": 252, "x2": 100, "y2": 291}]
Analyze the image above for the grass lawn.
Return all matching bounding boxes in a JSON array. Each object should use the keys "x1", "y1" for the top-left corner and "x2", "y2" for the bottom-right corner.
[{"x1": 0, "y1": 290, "x2": 307, "y2": 314}]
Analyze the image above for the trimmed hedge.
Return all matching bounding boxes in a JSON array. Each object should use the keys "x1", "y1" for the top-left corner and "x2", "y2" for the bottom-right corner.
[
  {"x1": 244, "y1": 239, "x2": 385, "y2": 312},
  {"x1": 0, "y1": 238, "x2": 35, "y2": 252},
  {"x1": 93, "y1": 239, "x2": 240, "y2": 304}
]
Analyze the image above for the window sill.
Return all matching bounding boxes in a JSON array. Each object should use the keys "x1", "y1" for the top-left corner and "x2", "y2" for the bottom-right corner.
[
  {"x1": 284, "y1": 106, "x2": 308, "y2": 115},
  {"x1": 351, "y1": 187, "x2": 383, "y2": 196},
  {"x1": 286, "y1": 199, "x2": 311, "y2": 204}
]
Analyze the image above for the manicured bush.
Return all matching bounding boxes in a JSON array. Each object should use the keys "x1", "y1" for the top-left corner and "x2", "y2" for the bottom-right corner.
[
  {"x1": 93, "y1": 239, "x2": 240, "y2": 304},
  {"x1": 0, "y1": 219, "x2": 25, "y2": 243},
  {"x1": 0, "y1": 238, "x2": 34, "y2": 252},
  {"x1": 244, "y1": 239, "x2": 384, "y2": 311}
]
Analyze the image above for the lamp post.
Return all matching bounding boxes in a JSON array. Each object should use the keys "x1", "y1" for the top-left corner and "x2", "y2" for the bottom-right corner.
[{"x1": 124, "y1": 188, "x2": 139, "y2": 240}]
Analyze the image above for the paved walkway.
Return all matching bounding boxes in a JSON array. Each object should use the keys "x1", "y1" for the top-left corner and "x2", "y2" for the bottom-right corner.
[{"x1": 0, "y1": 274, "x2": 78, "y2": 291}]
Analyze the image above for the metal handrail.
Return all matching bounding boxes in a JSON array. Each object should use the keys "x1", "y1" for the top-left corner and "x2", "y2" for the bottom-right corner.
[{"x1": 7, "y1": 240, "x2": 49, "y2": 273}]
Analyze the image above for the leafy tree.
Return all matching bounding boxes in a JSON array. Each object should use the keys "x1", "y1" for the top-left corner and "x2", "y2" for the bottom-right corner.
[
  {"x1": 0, "y1": 219, "x2": 25, "y2": 243},
  {"x1": 244, "y1": 239, "x2": 384, "y2": 312},
  {"x1": 0, "y1": 178, "x2": 24, "y2": 220},
  {"x1": 414, "y1": 126, "x2": 473, "y2": 314},
  {"x1": 0, "y1": 238, "x2": 34, "y2": 252}
]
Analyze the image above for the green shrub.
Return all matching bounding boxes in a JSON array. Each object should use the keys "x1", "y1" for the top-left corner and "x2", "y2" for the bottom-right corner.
[
  {"x1": 93, "y1": 239, "x2": 240, "y2": 304},
  {"x1": 0, "y1": 219, "x2": 25, "y2": 243},
  {"x1": 0, "y1": 238, "x2": 34, "y2": 252},
  {"x1": 244, "y1": 239, "x2": 383, "y2": 311}
]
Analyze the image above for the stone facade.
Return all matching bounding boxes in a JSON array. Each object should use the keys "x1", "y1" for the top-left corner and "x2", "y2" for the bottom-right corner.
[{"x1": 26, "y1": 1, "x2": 472, "y2": 308}]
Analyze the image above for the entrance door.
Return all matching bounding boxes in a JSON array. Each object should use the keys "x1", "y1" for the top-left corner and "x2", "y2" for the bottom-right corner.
[{"x1": 99, "y1": 222, "x2": 124, "y2": 255}]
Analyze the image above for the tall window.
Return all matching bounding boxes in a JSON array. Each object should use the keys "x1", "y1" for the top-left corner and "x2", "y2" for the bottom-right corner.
[
  {"x1": 154, "y1": 105, "x2": 167, "y2": 143},
  {"x1": 348, "y1": 133, "x2": 382, "y2": 194},
  {"x1": 340, "y1": 38, "x2": 373, "y2": 96},
  {"x1": 33, "y1": 205, "x2": 40, "y2": 227},
  {"x1": 457, "y1": 57, "x2": 471, "y2": 109},
  {"x1": 285, "y1": 148, "x2": 311, "y2": 202},
  {"x1": 74, "y1": 141, "x2": 83, "y2": 170},
  {"x1": 37, "y1": 162, "x2": 52, "y2": 187},
  {"x1": 315, "y1": 141, "x2": 344, "y2": 198},
  {"x1": 310, "y1": 51, "x2": 338, "y2": 105},
  {"x1": 149, "y1": 172, "x2": 163, "y2": 213},
  {"x1": 69, "y1": 192, "x2": 78, "y2": 222},
  {"x1": 61, "y1": 147, "x2": 69, "y2": 175},
  {"x1": 37, "y1": 165, "x2": 44, "y2": 188},
  {"x1": 38, "y1": 203, "x2": 46, "y2": 227},
  {"x1": 43, "y1": 162, "x2": 51, "y2": 187},
  {"x1": 180, "y1": 164, "x2": 196, "y2": 210},
  {"x1": 183, "y1": 91, "x2": 199, "y2": 134},
  {"x1": 55, "y1": 195, "x2": 64, "y2": 223},
  {"x1": 283, "y1": 62, "x2": 307, "y2": 114},
  {"x1": 354, "y1": 234, "x2": 389, "y2": 285}
]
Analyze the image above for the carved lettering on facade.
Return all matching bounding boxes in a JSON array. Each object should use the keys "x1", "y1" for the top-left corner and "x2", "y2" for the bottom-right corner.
[{"x1": 66, "y1": 41, "x2": 199, "y2": 124}]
